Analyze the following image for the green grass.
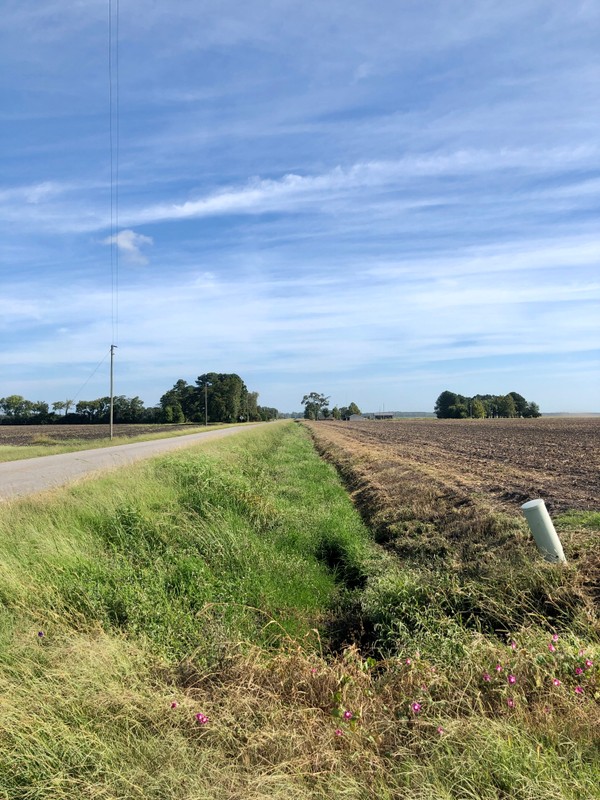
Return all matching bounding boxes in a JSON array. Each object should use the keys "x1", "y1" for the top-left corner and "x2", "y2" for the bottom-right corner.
[
  {"x1": 0, "y1": 422, "x2": 598, "y2": 799},
  {"x1": 0, "y1": 422, "x2": 240, "y2": 462}
]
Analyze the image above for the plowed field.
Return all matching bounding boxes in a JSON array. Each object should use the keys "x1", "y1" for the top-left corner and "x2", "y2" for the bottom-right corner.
[
  {"x1": 306, "y1": 417, "x2": 600, "y2": 515},
  {"x1": 0, "y1": 423, "x2": 193, "y2": 446},
  {"x1": 304, "y1": 417, "x2": 600, "y2": 605}
]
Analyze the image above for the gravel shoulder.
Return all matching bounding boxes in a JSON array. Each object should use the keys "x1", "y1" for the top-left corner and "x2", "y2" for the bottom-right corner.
[{"x1": 0, "y1": 424, "x2": 265, "y2": 502}]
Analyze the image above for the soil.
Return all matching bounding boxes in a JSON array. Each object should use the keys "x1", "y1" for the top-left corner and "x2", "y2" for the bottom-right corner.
[
  {"x1": 305, "y1": 417, "x2": 600, "y2": 515},
  {"x1": 0, "y1": 423, "x2": 195, "y2": 447}
]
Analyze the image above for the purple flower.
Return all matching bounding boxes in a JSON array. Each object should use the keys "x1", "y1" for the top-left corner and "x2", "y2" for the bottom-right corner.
[
  {"x1": 548, "y1": 643, "x2": 556, "y2": 653},
  {"x1": 170, "y1": 701, "x2": 178, "y2": 709},
  {"x1": 195, "y1": 712, "x2": 209, "y2": 724},
  {"x1": 508, "y1": 674, "x2": 516, "y2": 685},
  {"x1": 37, "y1": 631, "x2": 44, "y2": 638},
  {"x1": 574, "y1": 686, "x2": 584, "y2": 695},
  {"x1": 410, "y1": 702, "x2": 422, "y2": 714},
  {"x1": 507, "y1": 698, "x2": 515, "y2": 708},
  {"x1": 495, "y1": 664, "x2": 502, "y2": 672},
  {"x1": 334, "y1": 728, "x2": 343, "y2": 737},
  {"x1": 552, "y1": 634, "x2": 559, "y2": 642},
  {"x1": 575, "y1": 667, "x2": 583, "y2": 676},
  {"x1": 552, "y1": 678, "x2": 561, "y2": 687},
  {"x1": 585, "y1": 659, "x2": 593, "y2": 668},
  {"x1": 343, "y1": 710, "x2": 353, "y2": 720},
  {"x1": 482, "y1": 672, "x2": 491, "y2": 682}
]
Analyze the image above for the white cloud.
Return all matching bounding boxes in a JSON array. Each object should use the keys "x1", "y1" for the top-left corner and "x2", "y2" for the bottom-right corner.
[{"x1": 102, "y1": 229, "x2": 154, "y2": 265}]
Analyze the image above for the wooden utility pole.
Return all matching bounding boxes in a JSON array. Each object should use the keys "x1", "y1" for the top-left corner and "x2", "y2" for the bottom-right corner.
[{"x1": 109, "y1": 344, "x2": 117, "y2": 440}]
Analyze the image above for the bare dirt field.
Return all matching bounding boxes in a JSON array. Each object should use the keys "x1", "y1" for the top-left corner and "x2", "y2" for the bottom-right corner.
[
  {"x1": 304, "y1": 418, "x2": 600, "y2": 605},
  {"x1": 0, "y1": 423, "x2": 194, "y2": 446},
  {"x1": 306, "y1": 417, "x2": 600, "y2": 515}
]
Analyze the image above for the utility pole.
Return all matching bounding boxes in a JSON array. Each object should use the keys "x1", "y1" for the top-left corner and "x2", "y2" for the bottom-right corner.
[
  {"x1": 204, "y1": 382, "x2": 208, "y2": 426},
  {"x1": 109, "y1": 344, "x2": 117, "y2": 440}
]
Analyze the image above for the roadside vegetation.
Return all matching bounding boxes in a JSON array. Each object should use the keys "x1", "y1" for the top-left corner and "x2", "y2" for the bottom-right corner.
[
  {"x1": 0, "y1": 422, "x2": 240, "y2": 463},
  {"x1": 0, "y1": 422, "x2": 598, "y2": 798}
]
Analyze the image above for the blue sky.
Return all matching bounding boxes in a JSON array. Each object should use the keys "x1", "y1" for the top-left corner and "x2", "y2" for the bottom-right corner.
[{"x1": 1, "y1": 0, "x2": 599, "y2": 413}]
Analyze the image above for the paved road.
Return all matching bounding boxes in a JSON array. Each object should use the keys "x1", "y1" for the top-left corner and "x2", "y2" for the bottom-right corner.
[{"x1": 0, "y1": 424, "x2": 264, "y2": 502}]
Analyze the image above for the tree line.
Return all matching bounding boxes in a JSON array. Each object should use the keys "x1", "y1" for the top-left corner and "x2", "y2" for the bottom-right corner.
[
  {"x1": 0, "y1": 373, "x2": 278, "y2": 425},
  {"x1": 301, "y1": 392, "x2": 361, "y2": 420},
  {"x1": 434, "y1": 390, "x2": 541, "y2": 419}
]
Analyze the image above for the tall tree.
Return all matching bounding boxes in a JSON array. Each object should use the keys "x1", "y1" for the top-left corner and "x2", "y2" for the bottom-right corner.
[
  {"x1": 434, "y1": 390, "x2": 458, "y2": 419},
  {"x1": 301, "y1": 392, "x2": 330, "y2": 420}
]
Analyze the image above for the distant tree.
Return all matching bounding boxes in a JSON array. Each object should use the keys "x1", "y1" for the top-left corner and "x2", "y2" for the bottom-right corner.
[
  {"x1": 508, "y1": 392, "x2": 528, "y2": 417},
  {"x1": 332, "y1": 406, "x2": 341, "y2": 420},
  {"x1": 347, "y1": 402, "x2": 361, "y2": 416},
  {"x1": 52, "y1": 401, "x2": 66, "y2": 415},
  {"x1": 523, "y1": 401, "x2": 542, "y2": 418},
  {"x1": 301, "y1": 392, "x2": 330, "y2": 420},
  {"x1": 434, "y1": 390, "x2": 458, "y2": 419},
  {"x1": 257, "y1": 406, "x2": 279, "y2": 421},
  {"x1": 160, "y1": 379, "x2": 197, "y2": 422},
  {"x1": 196, "y1": 373, "x2": 248, "y2": 423},
  {"x1": 471, "y1": 398, "x2": 486, "y2": 418},
  {"x1": 246, "y1": 391, "x2": 260, "y2": 422},
  {"x1": 496, "y1": 394, "x2": 518, "y2": 418},
  {"x1": 448, "y1": 402, "x2": 469, "y2": 419}
]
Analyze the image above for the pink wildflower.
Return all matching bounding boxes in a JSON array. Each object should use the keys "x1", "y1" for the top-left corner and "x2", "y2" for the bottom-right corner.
[
  {"x1": 437, "y1": 726, "x2": 444, "y2": 735},
  {"x1": 508, "y1": 674, "x2": 516, "y2": 685},
  {"x1": 579, "y1": 648, "x2": 585, "y2": 656},
  {"x1": 405, "y1": 658, "x2": 412, "y2": 665},
  {"x1": 585, "y1": 659, "x2": 593, "y2": 668},
  {"x1": 552, "y1": 634, "x2": 559, "y2": 642},
  {"x1": 575, "y1": 686, "x2": 584, "y2": 695},
  {"x1": 334, "y1": 728, "x2": 343, "y2": 737},
  {"x1": 575, "y1": 667, "x2": 583, "y2": 676},
  {"x1": 552, "y1": 678, "x2": 561, "y2": 687},
  {"x1": 343, "y1": 710, "x2": 353, "y2": 721},
  {"x1": 411, "y1": 702, "x2": 422, "y2": 714},
  {"x1": 195, "y1": 712, "x2": 209, "y2": 724},
  {"x1": 507, "y1": 698, "x2": 515, "y2": 708},
  {"x1": 170, "y1": 701, "x2": 178, "y2": 709},
  {"x1": 510, "y1": 641, "x2": 517, "y2": 650},
  {"x1": 310, "y1": 667, "x2": 318, "y2": 674},
  {"x1": 548, "y1": 643, "x2": 556, "y2": 653},
  {"x1": 495, "y1": 664, "x2": 502, "y2": 672},
  {"x1": 482, "y1": 672, "x2": 491, "y2": 682}
]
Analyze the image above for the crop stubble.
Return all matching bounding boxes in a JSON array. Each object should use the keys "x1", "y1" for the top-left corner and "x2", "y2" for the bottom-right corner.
[
  {"x1": 306, "y1": 417, "x2": 600, "y2": 515},
  {"x1": 305, "y1": 418, "x2": 600, "y2": 605}
]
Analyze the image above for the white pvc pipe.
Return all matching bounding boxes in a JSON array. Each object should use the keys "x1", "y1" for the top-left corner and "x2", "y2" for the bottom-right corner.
[{"x1": 520, "y1": 499, "x2": 566, "y2": 563}]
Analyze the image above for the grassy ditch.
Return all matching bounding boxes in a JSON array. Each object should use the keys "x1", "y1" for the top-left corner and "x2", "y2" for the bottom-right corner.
[{"x1": 0, "y1": 422, "x2": 598, "y2": 799}]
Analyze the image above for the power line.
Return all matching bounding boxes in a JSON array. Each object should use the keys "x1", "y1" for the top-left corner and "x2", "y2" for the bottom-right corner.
[
  {"x1": 71, "y1": 348, "x2": 112, "y2": 406},
  {"x1": 108, "y1": 0, "x2": 120, "y2": 345},
  {"x1": 108, "y1": 0, "x2": 120, "y2": 439}
]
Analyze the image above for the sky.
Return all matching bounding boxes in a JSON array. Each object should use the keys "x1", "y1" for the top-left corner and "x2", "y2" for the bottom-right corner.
[{"x1": 1, "y1": 0, "x2": 599, "y2": 414}]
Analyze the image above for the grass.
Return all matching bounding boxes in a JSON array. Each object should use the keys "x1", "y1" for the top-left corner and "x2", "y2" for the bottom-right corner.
[
  {"x1": 0, "y1": 422, "x2": 598, "y2": 798},
  {"x1": 0, "y1": 422, "x2": 239, "y2": 462}
]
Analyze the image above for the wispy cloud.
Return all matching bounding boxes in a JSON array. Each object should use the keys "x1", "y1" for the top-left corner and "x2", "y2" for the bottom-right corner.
[{"x1": 102, "y1": 229, "x2": 154, "y2": 265}]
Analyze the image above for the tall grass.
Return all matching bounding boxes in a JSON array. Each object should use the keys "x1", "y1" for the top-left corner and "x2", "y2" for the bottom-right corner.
[{"x1": 0, "y1": 422, "x2": 598, "y2": 799}]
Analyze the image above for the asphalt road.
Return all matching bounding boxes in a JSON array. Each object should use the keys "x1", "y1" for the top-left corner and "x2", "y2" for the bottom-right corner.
[{"x1": 0, "y1": 424, "x2": 263, "y2": 502}]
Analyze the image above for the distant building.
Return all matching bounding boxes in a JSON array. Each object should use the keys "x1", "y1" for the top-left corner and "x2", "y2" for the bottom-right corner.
[{"x1": 373, "y1": 412, "x2": 394, "y2": 420}]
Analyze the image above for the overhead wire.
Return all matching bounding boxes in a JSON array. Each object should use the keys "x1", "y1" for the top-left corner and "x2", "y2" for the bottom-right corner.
[{"x1": 108, "y1": 0, "x2": 120, "y2": 346}]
